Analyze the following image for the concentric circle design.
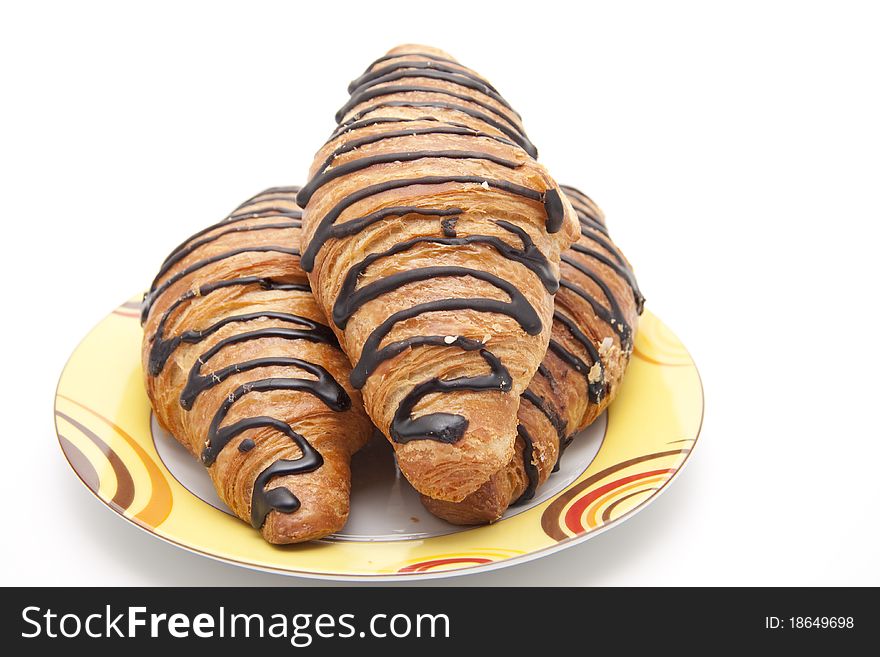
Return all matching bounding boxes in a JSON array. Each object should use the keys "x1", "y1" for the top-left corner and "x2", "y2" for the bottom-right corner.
[
  {"x1": 56, "y1": 394, "x2": 173, "y2": 529},
  {"x1": 398, "y1": 549, "x2": 525, "y2": 573},
  {"x1": 540, "y1": 447, "x2": 691, "y2": 541},
  {"x1": 55, "y1": 297, "x2": 702, "y2": 580}
]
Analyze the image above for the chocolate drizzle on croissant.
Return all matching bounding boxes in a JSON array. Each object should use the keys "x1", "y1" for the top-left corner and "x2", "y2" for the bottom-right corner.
[
  {"x1": 298, "y1": 45, "x2": 579, "y2": 501},
  {"x1": 527, "y1": 185, "x2": 644, "y2": 469},
  {"x1": 141, "y1": 187, "x2": 372, "y2": 539},
  {"x1": 333, "y1": 103, "x2": 538, "y2": 157},
  {"x1": 422, "y1": 185, "x2": 644, "y2": 523},
  {"x1": 299, "y1": 47, "x2": 575, "y2": 450},
  {"x1": 299, "y1": 175, "x2": 565, "y2": 269}
]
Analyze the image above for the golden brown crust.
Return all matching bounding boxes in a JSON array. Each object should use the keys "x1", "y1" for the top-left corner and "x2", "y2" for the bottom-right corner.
[
  {"x1": 141, "y1": 188, "x2": 373, "y2": 543},
  {"x1": 298, "y1": 45, "x2": 579, "y2": 502},
  {"x1": 423, "y1": 186, "x2": 644, "y2": 523}
]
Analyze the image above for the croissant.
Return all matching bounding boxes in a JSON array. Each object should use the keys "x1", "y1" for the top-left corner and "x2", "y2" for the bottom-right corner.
[
  {"x1": 141, "y1": 187, "x2": 373, "y2": 543},
  {"x1": 297, "y1": 45, "x2": 580, "y2": 502},
  {"x1": 422, "y1": 185, "x2": 645, "y2": 523}
]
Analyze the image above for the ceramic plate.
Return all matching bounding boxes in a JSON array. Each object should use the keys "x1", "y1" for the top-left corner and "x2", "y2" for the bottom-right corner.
[{"x1": 55, "y1": 298, "x2": 703, "y2": 580}]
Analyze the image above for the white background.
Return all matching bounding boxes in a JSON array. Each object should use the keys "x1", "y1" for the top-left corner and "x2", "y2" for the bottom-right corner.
[{"x1": 1, "y1": 0, "x2": 877, "y2": 586}]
